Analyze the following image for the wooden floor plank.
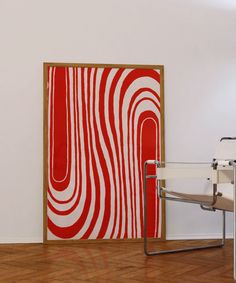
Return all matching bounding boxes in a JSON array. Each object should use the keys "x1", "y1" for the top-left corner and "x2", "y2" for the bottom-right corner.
[{"x1": 0, "y1": 240, "x2": 234, "y2": 282}]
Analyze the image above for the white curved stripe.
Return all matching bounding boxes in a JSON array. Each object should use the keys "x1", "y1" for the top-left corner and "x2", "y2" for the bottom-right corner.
[
  {"x1": 48, "y1": 67, "x2": 89, "y2": 227},
  {"x1": 90, "y1": 68, "x2": 117, "y2": 239},
  {"x1": 133, "y1": 107, "x2": 160, "y2": 237},
  {"x1": 134, "y1": 104, "x2": 160, "y2": 236},
  {"x1": 47, "y1": 66, "x2": 53, "y2": 183},
  {"x1": 87, "y1": 68, "x2": 107, "y2": 239},
  {"x1": 128, "y1": 93, "x2": 160, "y2": 237},
  {"x1": 70, "y1": 68, "x2": 97, "y2": 238},
  {"x1": 47, "y1": 229, "x2": 60, "y2": 240},
  {"x1": 122, "y1": 78, "x2": 161, "y2": 238},
  {"x1": 134, "y1": 104, "x2": 161, "y2": 237},
  {"x1": 103, "y1": 69, "x2": 124, "y2": 239},
  {"x1": 72, "y1": 67, "x2": 87, "y2": 220},
  {"x1": 140, "y1": 118, "x2": 159, "y2": 238},
  {"x1": 113, "y1": 69, "x2": 132, "y2": 238},
  {"x1": 91, "y1": 68, "x2": 117, "y2": 239}
]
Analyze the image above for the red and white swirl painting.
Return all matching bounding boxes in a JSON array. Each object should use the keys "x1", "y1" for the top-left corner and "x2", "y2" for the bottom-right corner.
[{"x1": 44, "y1": 63, "x2": 164, "y2": 241}]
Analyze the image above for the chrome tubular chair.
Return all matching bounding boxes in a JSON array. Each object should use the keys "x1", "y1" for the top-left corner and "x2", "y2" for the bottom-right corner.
[{"x1": 144, "y1": 137, "x2": 236, "y2": 256}]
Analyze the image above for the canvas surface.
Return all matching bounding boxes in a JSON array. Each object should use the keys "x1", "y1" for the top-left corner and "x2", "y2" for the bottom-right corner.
[{"x1": 44, "y1": 64, "x2": 164, "y2": 241}]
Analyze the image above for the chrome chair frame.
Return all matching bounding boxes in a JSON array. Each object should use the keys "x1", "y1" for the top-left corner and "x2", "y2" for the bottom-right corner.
[{"x1": 143, "y1": 160, "x2": 236, "y2": 256}]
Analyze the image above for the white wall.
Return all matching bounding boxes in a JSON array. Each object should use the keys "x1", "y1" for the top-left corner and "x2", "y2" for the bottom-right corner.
[{"x1": 0, "y1": 0, "x2": 235, "y2": 242}]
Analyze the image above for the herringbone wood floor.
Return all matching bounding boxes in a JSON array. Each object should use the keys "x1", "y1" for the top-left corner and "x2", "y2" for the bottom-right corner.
[{"x1": 0, "y1": 239, "x2": 234, "y2": 282}]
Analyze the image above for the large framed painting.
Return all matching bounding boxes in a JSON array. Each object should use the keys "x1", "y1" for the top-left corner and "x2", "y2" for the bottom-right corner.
[{"x1": 43, "y1": 63, "x2": 165, "y2": 243}]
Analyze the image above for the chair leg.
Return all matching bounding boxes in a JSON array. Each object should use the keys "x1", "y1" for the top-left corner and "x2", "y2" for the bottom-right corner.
[
  {"x1": 143, "y1": 162, "x2": 226, "y2": 256},
  {"x1": 144, "y1": 208, "x2": 226, "y2": 256}
]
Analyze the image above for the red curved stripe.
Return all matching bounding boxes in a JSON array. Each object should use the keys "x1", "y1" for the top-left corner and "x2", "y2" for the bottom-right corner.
[{"x1": 47, "y1": 66, "x2": 162, "y2": 240}]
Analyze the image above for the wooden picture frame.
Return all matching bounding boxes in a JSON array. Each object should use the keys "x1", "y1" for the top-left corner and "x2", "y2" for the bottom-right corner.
[{"x1": 43, "y1": 63, "x2": 165, "y2": 243}]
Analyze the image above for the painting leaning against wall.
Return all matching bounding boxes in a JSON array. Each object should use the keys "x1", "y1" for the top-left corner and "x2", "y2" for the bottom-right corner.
[{"x1": 43, "y1": 63, "x2": 165, "y2": 242}]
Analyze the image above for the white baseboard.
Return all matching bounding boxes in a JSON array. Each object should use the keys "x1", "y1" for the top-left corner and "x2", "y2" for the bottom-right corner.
[
  {"x1": 0, "y1": 234, "x2": 233, "y2": 244},
  {"x1": 166, "y1": 233, "x2": 233, "y2": 240},
  {"x1": 0, "y1": 237, "x2": 43, "y2": 244}
]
